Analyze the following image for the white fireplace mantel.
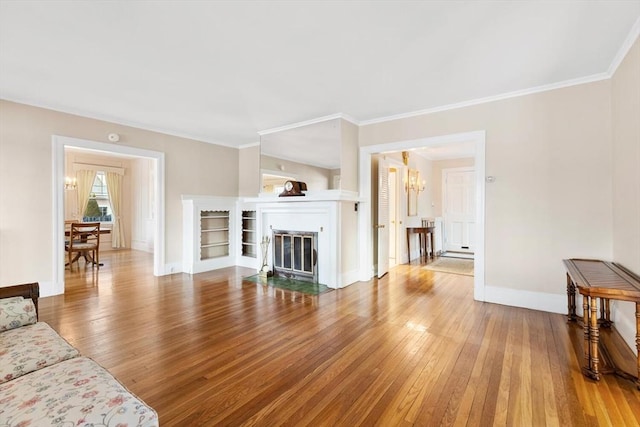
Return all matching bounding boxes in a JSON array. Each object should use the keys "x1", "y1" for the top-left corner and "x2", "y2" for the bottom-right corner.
[{"x1": 245, "y1": 190, "x2": 361, "y2": 289}]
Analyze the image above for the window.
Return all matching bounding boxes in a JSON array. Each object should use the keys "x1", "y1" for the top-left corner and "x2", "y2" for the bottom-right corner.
[{"x1": 84, "y1": 171, "x2": 113, "y2": 222}]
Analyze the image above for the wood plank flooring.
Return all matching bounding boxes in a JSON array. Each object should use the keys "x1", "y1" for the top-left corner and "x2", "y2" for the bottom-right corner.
[{"x1": 37, "y1": 250, "x2": 640, "y2": 426}]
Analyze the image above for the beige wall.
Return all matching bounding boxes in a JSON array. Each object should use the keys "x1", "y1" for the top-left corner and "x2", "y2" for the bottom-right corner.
[
  {"x1": 340, "y1": 119, "x2": 359, "y2": 192},
  {"x1": 611, "y1": 37, "x2": 640, "y2": 351},
  {"x1": 360, "y1": 80, "x2": 614, "y2": 298},
  {"x1": 0, "y1": 100, "x2": 238, "y2": 289},
  {"x1": 238, "y1": 145, "x2": 260, "y2": 197}
]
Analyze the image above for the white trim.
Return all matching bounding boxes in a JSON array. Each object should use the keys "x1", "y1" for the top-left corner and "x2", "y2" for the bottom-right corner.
[
  {"x1": 52, "y1": 135, "x2": 166, "y2": 296},
  {"x1": 238, "y1": 141, "x2": 261, "y2": 149},
  {"x1": 358, "y1": 130, "x2": 486, "y2": 301},
  {"x1": 484, "y1": 286, "x2": 567, "y2": 314},
  {"x1": 608, "y1": 17, "x2": 640, "y2": 76},
  {"x1": 359, "y1": 74, "x2": 610, "y2": 126},
  {"x1": 258, "y1": 113, "x2": 359, "y2": 136},
  {"x1": 3, "y1": 97, "x2": 236, "y2": 148}
]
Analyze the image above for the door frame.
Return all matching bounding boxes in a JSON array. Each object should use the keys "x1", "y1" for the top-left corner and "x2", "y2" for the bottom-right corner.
[
  {"x1": 358, "y1": 130, "x2": 486, "y2": 301},
  {"x1": 52, "y1": 135, "x2": 166, "y2": 295}
]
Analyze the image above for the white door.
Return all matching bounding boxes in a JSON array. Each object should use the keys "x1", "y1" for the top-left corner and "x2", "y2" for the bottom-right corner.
[
  {"x1": 443, "y1": 167, "x2": 475, "y2": 253},
  {"x1": 388, "y1": 168, "x2": 398, "y2": 268},
  {"x1": 377, "y1": 158, "x2": 390, "y2": 278}
]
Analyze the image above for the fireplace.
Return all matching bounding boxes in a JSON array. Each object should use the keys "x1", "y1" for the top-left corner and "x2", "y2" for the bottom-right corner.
[{"x1": 272, "y1": 230, "x2": 318, "y2": 283}]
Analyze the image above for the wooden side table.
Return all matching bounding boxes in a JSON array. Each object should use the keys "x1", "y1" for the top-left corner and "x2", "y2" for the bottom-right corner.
[
  {"x1": 563, "y1": 258, "x2": 640, "y2": 389},
  {"x1": 406, "y1": 227, "x2": 435, "y2": 262}
]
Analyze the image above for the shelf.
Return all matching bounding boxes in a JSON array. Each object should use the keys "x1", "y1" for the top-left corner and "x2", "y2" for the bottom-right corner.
[
  {"x1": 201, "y1": 241, "x2": 230, "y2": 248},
  {"x1": 241, "y1": 210, "x2": 257, "y2": 258},
  {"x1": 202, "y1": 228, "x2": 229, "y2": 232}
]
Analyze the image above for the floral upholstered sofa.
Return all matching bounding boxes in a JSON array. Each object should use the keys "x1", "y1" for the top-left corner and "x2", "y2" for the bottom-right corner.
[{"x1": 0, "y1": 282, "x2": 158, "y2": 426}]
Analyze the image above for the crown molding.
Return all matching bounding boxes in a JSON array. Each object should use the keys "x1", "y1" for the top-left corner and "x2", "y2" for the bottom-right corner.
[
  {"x1": 359, "y1": 72, "x2": 610, "y2": 126},
  {"x1": 257, "y1": 113, "x2": 359, "y2": 136},
  {"x1": 607, "y1": 16, "x2": 640, "y2": 76},
  {"x1": 0, "y1": 96, "x2": 240, "y2": 149},
  {"x1": 238, "y1": 141, "x2": 260, "y2": 149},
  {"x1": 360, "y1": 18, "x2": 639, "y2": 127}
]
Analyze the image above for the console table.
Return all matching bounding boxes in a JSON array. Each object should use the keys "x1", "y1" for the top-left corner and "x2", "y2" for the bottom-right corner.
[
  {"x1": 563, "y1": 258, "x2": 640, "y2": 389},
  {"x1": 406, "y1": 226, "x2": 435, "y2": 262}
]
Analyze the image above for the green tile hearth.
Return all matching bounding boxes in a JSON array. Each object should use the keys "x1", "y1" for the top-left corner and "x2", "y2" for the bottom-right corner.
[{"x1": 244, "y1": 275, "x2": 331, "y2": 295}]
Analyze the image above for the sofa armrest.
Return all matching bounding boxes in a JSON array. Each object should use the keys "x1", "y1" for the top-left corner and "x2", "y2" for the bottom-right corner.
[{"x1": 0, "y1": 282, "x2": 39, "y2": 320}]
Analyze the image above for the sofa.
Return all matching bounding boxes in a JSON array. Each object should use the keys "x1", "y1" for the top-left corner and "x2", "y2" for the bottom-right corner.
[{"x1": 0, "y1": 282, "x2": 158, "y2": 426}]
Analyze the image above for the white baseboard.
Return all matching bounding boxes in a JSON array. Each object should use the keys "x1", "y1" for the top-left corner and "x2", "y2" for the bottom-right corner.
[
  {"x1": 483, "y1": 285, "x2": 567, "y2": 314},
  {"x1": 340, "y1": 269, "x2": 360, "y2": 288},
  {"x1": 163, "y1": 262, "x2": 182, "y2": 275},
  {"x1": 236, "y1": 256, "x2": 259, "y2": 270},
  {"x1": 131, "y1": 240, "x2": 153, "y2": 253},
  {"x1": 38, "y1": 280, "x2": 61, "y2": 297}
]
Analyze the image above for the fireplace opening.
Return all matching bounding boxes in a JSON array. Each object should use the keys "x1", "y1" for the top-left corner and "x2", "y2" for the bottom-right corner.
[{"x1": 272, "y1": 230, "x2": 318, "y2": 283}]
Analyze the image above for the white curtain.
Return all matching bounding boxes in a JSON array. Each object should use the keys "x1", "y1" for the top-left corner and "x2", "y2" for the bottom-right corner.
[
  {"x1": 105, "y1": 171, "x2": 125, "y2": 248},
  {"x1": 76, "y1": 170, "x2": 97, "y2": 221}
]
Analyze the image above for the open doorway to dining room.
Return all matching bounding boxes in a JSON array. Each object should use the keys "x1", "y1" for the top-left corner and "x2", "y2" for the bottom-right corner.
[{"x1": 52, "y1": 135, "x2": 165, "y2": 295}]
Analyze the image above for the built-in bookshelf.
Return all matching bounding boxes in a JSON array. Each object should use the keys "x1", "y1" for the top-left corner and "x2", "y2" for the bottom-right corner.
[
  {"x1": 241, "y1": 210, "x2": 256, "y2": 258},
  {"x1": 182, "y1": 196, "x2": 237, "y2": 274},
  {"x1": 200, "y1": 210, "x2": 230, "y2": 260}
]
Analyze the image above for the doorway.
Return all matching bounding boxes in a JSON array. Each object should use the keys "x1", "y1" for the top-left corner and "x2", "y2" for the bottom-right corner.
[
  {"x1": 442, "y1": 167, "x2": 475, "y2": 255},
  {"x1": 52, "y1": 135, "x2": 166, "y2": 295},
  {"x1": 358, "y1": 130, "x2": 486, "y2": 301}
]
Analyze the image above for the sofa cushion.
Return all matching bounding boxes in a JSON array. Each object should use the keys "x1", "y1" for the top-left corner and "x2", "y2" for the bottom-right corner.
[
  {"x1": 0, "y1": 322, "x2": 80, "y2": 383},
  {"x1": 0, "y1": 297, "x2": 37, "y2": 332},
  {"x1": 0, "y1": 356, "x2": 158, "y2": 427}
]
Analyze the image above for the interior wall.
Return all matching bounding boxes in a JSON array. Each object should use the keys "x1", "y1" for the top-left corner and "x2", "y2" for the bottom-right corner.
[
  {"x1": 238, "y1": 145, "x2": 260, "y2": 197},
  {"x1": 340, "y1": 119, "x2": 359, "y2": 192},
  {"x1": 611, "y1": 37, "x2": 640, "y2": 352},
  {"x1": 360, "y1": 80, "x2": 613, "y2": 300},
  {"x1": 0, "y1": 100, "x2": 238, "y2": 289}
]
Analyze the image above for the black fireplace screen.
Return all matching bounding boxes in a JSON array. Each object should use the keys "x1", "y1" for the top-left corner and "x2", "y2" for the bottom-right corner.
[{"x1": 273, "y1": 230, "x2": 317, "y2": 282}]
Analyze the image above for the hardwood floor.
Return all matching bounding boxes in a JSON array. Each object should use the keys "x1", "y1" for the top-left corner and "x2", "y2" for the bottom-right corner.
[{"x1": 40, "y1": 250, "x2": 640, "y2": 426}]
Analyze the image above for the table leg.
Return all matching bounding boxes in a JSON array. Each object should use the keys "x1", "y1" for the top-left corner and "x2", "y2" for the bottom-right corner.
[
  {"x1": 429, "y1": 231, "x2": 435, "y2": 259},
  {"x1": 583, "y1": 295, "x2": 591, "y2": 373},
  {"x1": 406, "y1": 229, "x2": 411, "y2": 263},
  {"x1": 589, "y1": 297, "x2": 601, "y2": 380},
  {"x1": 567, "y1": 274, "x2": 576, "y2": 322},
  {"x1": 636, "y1": 302, "x2": 640, "y2": 390}
]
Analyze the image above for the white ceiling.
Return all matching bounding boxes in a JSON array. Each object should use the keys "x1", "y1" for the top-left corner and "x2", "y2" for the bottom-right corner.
[{"x1": 1, "y1": 1, "x2": 639, "y2": 149}]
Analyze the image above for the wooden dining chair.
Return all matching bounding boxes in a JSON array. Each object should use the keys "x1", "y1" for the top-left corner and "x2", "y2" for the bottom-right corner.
[{"x1": 65, "y1": 222, "x2": 101, "y2": 270}]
